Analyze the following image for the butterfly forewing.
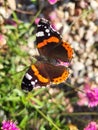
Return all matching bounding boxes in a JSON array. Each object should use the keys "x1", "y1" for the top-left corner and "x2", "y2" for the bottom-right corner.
[{"x1": 36, "y1": 18, "x2": 73, "y2": 62}]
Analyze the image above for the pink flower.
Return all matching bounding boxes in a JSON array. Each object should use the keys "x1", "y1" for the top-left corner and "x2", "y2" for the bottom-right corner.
[
  {"x1": 84, "y1": 121, "x2": 97, "y2": 130},
  {"x1": 77, "y1": 91, "x2": 88, "y2": 106},
  {"x1": 34, "y1": 18, "x2": 40, "y2": 24},
  {"x1": 48, "y1": 0, "x2": 58, "y2": 5},
  {"x1": 49, "y1": 12, "x2": 57, "y2": 20},
  {"x1": 77, "y1": 83, "x2": 98, "y2": 108},
  {"x1": 1, "y1": 120, "x2": 20, "y2": 130},
  {"x1": 86, "y1": 88, "x2": 98, "y2": 107}
]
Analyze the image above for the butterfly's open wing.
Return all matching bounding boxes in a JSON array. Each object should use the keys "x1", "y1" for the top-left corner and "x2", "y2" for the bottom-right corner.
[
  {"x1": 21, "y1": 61, "x2": 69, "y2": 91},
  {"x1": 36, "y1": 18, "x2": 73, "y2": 62}
]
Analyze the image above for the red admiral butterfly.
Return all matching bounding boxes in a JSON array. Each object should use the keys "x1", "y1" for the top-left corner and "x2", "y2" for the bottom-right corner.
[{"x1": 21, "y1": 18, "x2": 73, "y2": 91}]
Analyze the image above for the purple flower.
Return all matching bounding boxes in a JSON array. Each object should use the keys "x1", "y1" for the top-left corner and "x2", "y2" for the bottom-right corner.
[
  {"x1": 84, "y1": 121, "x2": 97, "y2": 130},
  {"x1": 48, "y1": 0, "x2": 58, "y2": 5},
  {"x1": 77, "y1": 83, "x2": 98, "y2": 108},
  {"x1": 86, "y1": 88, "x2": 98, "y2": 107},
  {"x1": 1, "y1": 120, "x2": 20, "y2": 130}
]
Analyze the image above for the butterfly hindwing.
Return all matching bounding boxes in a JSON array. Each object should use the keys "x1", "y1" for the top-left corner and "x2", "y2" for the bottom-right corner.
[{"x1": 21, "y1": 61, "x2": 69, "y2": 91}]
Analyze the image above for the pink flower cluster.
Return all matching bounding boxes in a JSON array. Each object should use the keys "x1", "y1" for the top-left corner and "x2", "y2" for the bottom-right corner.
[
  {"x1": 77, "y1": 83, "x2": 98, "y2": 107},
  {"x1": 86, "y1": 88, "x2": 98, "y2": 107},
  {"x1": 84, "y1": 121, "x2": 98, "y2": 130},
  {"x1": 1, "y1": 120, "x2": 20, "y2": 130}
]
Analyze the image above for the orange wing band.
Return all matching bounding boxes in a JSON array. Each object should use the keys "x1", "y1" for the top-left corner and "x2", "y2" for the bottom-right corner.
[
  {"x1": 53, "y1": 70, "x2": 69, "y2": 84},
  {"x1": 62, "y1": 42, "x2": 73, "y2": 60},
  {"x1": 31, "y1": 65, "x2": 49, "y2": 83},
  {"x1": 37, "y1": 36, "x2": 59, "y2": 48}
]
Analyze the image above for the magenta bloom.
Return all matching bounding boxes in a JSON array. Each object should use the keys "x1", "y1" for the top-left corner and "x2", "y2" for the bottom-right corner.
[
  {"x1": 77, "y1": 82, "x2": 98, "y2": 108},
  {"x1": 48, "y1": 0, "x2": 58, "y2": 4},
  {"x1": 86, "y1": 88, "x2": 98, "y2": 107},
  {"x1": 1, "y1": 120, "x2": 20, "y2": 130},
  {"x1": 34, "y1": 18, "x2": 40, "y2": 24},
  {"x1": 84, "y1": 121, "x2": 97, "y2": 130}
]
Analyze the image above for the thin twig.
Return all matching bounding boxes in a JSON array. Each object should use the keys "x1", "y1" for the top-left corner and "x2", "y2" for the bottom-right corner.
[{"x1": 15, "y1": 9, "x2": 34, "y2": 15}]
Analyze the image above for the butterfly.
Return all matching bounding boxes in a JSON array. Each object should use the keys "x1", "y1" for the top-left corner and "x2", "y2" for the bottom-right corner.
[{"x1": 21, "y1": 18, "x2": 73, "y2": 91}]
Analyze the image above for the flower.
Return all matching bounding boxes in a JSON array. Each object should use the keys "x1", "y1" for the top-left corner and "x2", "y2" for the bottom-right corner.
[
  {"x1": 77, "y1": 83, "x2": 98, "y2": 108},
  {"x1": 84, "y1": 121, "x2": 97, "y2": 130},
  {"x1": 1, "y1": 120, "x2": 20, "y2": 130},
  {"x1": 34, "y1": 18, "x2": 40, "y2": 24},
  {"x1": 49, "y1": 11, "x2": 62, "y2": 30},
  {"x1": 48, "y1": 0, "x2": 58, "y2": 5},
  {"x1": 86, "y1": 88, "x2": 98, "y2": 107},
  {"x1": 77, "y1": 91, "x2": 88, "y2": 106}
]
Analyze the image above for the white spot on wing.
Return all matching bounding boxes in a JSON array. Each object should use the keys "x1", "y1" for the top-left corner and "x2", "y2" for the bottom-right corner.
[
  {"x1": 35, "y1": 79, "x2": 38, "y2": 83},
  {"x1": 31, "y1": 81, "x2": 35, "y2": 86},
  {"x1": 36, "y1": 31, "x2": 44, "y2": 37},
  {"x1": 45, "y1": 29, "x2": 49, "y2": 33},
  {"x1": 48, "y1": 33, "x2": 50, "y2": 36},
  {"x1": 38, "y1": 25, "x2": 41, "y2": 27},
  {"x1": 25, "y1": 73, "x2": 32, "y2": 80}
]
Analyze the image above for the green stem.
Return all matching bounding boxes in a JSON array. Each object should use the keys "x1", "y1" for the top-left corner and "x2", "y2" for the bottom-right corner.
[
  {"x1": 29, "y1": 9, "x2": 42, "y2": 28},
  {"x1": 65, "y1": 82, "x2": 84, "y2": 93},
  {"x1": 62, "y1": 112, "x2": 98, "y2": 116},
  {"x1": 33, "y1": 106, "x2": 61, "y2": 130}
]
